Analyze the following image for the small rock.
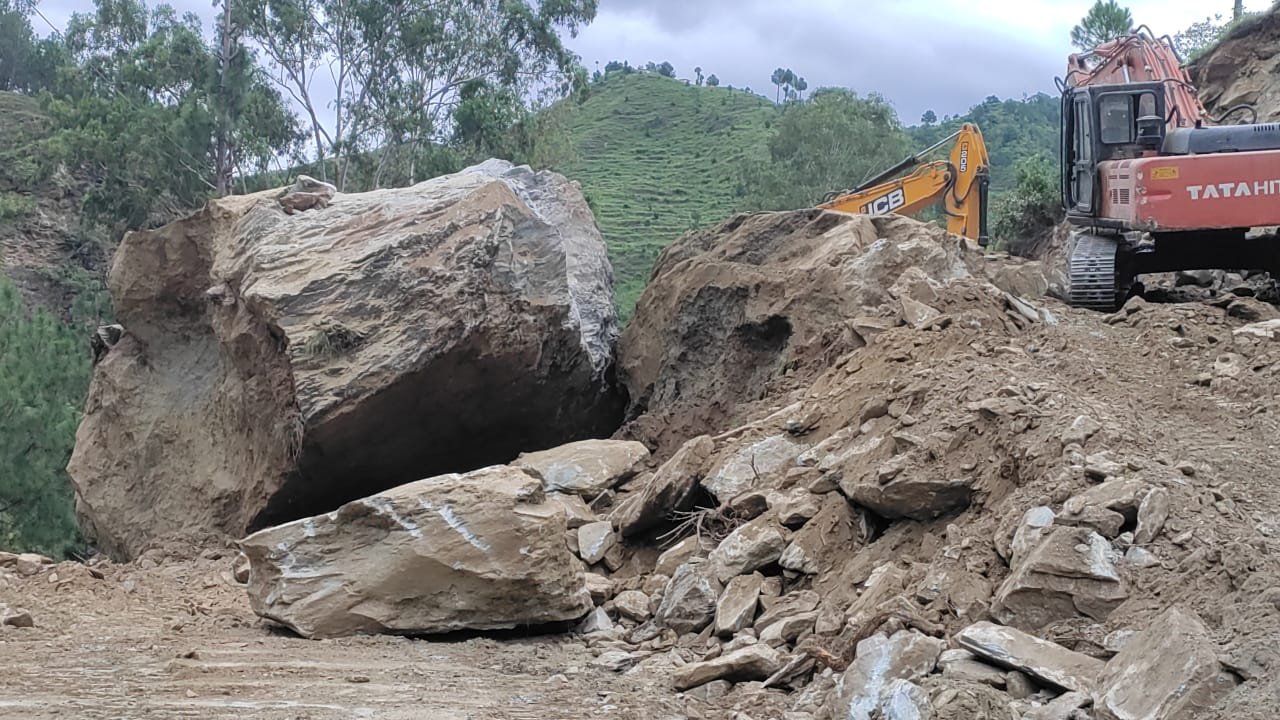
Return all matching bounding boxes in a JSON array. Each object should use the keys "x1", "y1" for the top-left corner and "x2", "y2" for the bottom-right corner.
[
  {"x1": 613, "y1": 590, "x2": 652, "y2": 622},
  {"x1": 584, "y1": 573, "x2": 615, "y2": 604},
  {"x1": 546, "y1": 492, "x2": 597, "y2": 529},
  {"x1": 1084, "y1": 454, "x2": 1124, "y2": 481},
  {"x1": 14, "y1": 553, "x2": 50, "y2": 576},
  {"x1": 1006, "y1": 670, "x2": 1035, "y2": 699},
  {"x1": 900, "y1": 296, "x2": 942, "y2": 329},
  {"x1": 592, "y1": 650, "x2": 639, "y2": 673},
  {"x1": 728, "y1": 491, "x2": 770, "y2": 521},
  {"x1": 771, "y1": 489, "x2": 821, "y2": 528},
  {"x1": 1175, "y1": 461, "x2": 1196, "y2": 477},
  {"x1": 577, "y1": 607, "x2": 614, "y2": 635},
  {"x1": 1061, "y1": 415, "x2": 1102, "y2": 446},
  {"x1": 578, "y1": 521, "x2": 617, "y2": 565},
  {"x1": 1026, "y1": 691, "x2": 1089, "y2": 720},
  {"x1": 940, "y1": 650, "x2": 1007, "y2": 687},
  {"x1": 685, "y1": 678, "x2": 733, "y2": 701},
  {"x1": 1, "y1": 607, "x2": 34, "y2": 628},
  {"x1": 756, "y1": 590, "x2": 820, "y2": 632},
  {"x1": 231, "y1": 553, "x2": 251, "y2": 584},
  {"x1": 514, "y1": 439, "x2": 649, "y2": 498},
  {"x1": 956, "y1": 621, "x2": 1104, "y2": 693},
  {"x1": 654, "y1": 563, "x2": 723, "y2": 633},
  {"x1": 612, "y1": 436, "x2": 714, "y2": 537},
  {"x1": 707, "y1": 518, "x2": 787, "y2": 582},
  {"x1": 671, "y1": 644, "x2": 782, "y2": 690},
  {"x1": 1123, "y1": 546, "x2": 1158, "y2": 568},
  {"x1": 715, "y1": 574, "x2": 763, "y2": 637},
  {"x1": 346, "y1": 675, "x2": 371, "y2": 684},
  {"x1": 655, "y1": 536, "x2": 705, "y2": 577},
  {"x1": 993, "y1": 526, "x2": 1128, "y2": 630},
  {"x1": 1101, "y1": 629, "x2": 1135, "y2": 654},
  {"x1": 1134, "y1": 488, "x2": 1169, "y2": 544},
  {"x1": 758, "y1": 611, "x2": 816, "y2": 646}
]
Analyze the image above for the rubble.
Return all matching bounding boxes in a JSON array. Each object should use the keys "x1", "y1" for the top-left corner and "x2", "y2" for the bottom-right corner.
[
  {"x1": 707, "y1": 518, "x2": 787, "y2": 582},
  {"x1": 831, "y1": 630, "x2": 944, "y2": 720},
  {"x1": 514, "y1": 440, "x2": 649, "y2": 498},
  {"x1": 653, "y1": 563, "x2": 722, "y2": 633},
  {"x1": 992, "y1": 526, "x2": 1128, "y2": 630},
  {"x1": 671, "y1": 644, "x2": 782, "y2": 690},
  {"x1": 715, "y1": 574, "x2": 763, "y2": 636},
  {"x1": 611, "y1": 436, "x2": 715, "y2": 538}
]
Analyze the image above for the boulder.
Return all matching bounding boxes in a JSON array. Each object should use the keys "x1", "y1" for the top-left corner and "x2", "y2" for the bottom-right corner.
[
  {"x1": 1094, "y1": 606, "x2": 1236, "y2": 720},
  {"x1": 759, "y1": 610, "x2": 816, "y2": 646},
  {"x1": 545, "y1": 492, "x2": 596, "y2": 530},
  {"x1": 993, "y1": 526, "x2": 1128, "y2": 630},
  {"x1": 715, "y1": 573, "x2": 763, "y2": 636},
  {"x1": 756, "y1": 590, "x2": 820, "y2": 632},
  {"x1": 654, "y1": 535, "x2": 706, "y2": 577},
  {"x1": 239, "y1": 465, "x2": 591, "y2": 638},
  {"x1": 653, "y1": 562, "x2": 723, "y2": 633},
  {"x1": 771, "y1": 488, "x2": 823, "y2": 528},
  {"x1": 842, "y1": 474, "x2": 973, "y2": 521},
  {"x1": 577, "y1": 521, "x2": 617, "y2": 565},
  {"x1": 611, "y1": 436, "x2": 715, "y2": 538},
  {"x1": 69, "y1": 160, "x2": 625, "y2": 560},
  {"x1": 514, "y1": 440, "x2": 648, "y2": 499},
  {"x1": 1061, "y1": 414, "x2": 1102, "y2": 446},
  {"x1": 707, "y1": 517, "x2": 788, "y2": 582},
  {"x1": 1134, "y1": 487, "x2": 1169, "y2": 545},
  {"x1": 702, "y1": 434, "x2": 808, "y2": 501},
  {"x1": 831, "y1": 630, "x2": 944, "y2": 720},
  {"x1": 671, "y1": 644, "x2": 783, "y2": 690},
  {"x1": 956, "y1": 621, "x2": 1104, "y2": 693},
  {"x1": 939, "y1": 649, "x2": 1007, "y2": 687},
  {"x1": 577, "y1": 607, "x2": 613, "y2": 635},
  {"x1": 845, "y1": 563, "x2": 908, "y2": 627}
]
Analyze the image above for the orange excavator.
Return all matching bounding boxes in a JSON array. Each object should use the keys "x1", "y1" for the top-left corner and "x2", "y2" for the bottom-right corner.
[
  {"x1": 818, "y1": 123, "x2": 992, "y2": 245},
  {"x1": 1060, "y1": 27, "x2": 1280, "y2": 309}
]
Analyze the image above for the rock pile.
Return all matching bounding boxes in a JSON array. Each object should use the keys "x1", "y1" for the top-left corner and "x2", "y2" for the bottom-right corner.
[{"x1": 1191, "y1": 5, "x2": 1280, "y2": 122}]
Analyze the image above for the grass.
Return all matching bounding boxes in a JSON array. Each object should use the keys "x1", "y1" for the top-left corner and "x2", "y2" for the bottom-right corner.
[
  {"x1": 0, "y1": 91, "x2": 50, "y2": 189},
  {"x1": 547, "y1": 73, "x2": 777, "y2": 318}
]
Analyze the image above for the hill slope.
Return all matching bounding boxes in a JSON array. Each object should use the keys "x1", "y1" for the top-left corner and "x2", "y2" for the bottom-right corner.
[{"x1": 547, "y1": 73, "x2": 776, "y2": 315}]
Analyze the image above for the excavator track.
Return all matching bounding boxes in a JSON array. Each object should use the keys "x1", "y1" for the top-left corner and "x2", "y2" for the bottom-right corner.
[{"x1": 1068, "y1": 234, "x2": 1121, "y2": 310}]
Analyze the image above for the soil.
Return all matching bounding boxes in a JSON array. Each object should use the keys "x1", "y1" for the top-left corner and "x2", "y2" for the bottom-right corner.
[{"x1": 0, "y1": 547, "x2": 684, "y2": 720}]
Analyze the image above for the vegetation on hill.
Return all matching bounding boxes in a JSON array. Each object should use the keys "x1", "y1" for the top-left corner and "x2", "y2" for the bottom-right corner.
[{"x1": 545, "y1": 71, "x2": 776, "y2": 313}]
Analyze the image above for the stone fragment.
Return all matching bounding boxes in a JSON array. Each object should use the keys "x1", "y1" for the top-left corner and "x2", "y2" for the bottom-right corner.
[
  {"x1": 715, "y1": 574, "x2": 763, "y2": 637},
  {"x1": 584, "y1": 573, "x2": 615, "y2": 603},
  {"x1": 845, "y1": 563, "x2": 906, "y2": 627},
  {"x1": 655, "y1": 535, "x2": 705, "y2": 577},
  {"x1": 611, "y1": 436, "x2": 715, "y2": 538},
  {"x1": 993, "y1": 526, "x2": 1128, "y2": 630},
  {"x1": 756, "y1": 590, "x2": 820, "y2": 632},
  {"x1": 1094, "y1": 606, "x2": 1236, "y2": 720},
  {"x1": 231, "y1": 552, "x2": 251, "y2": 584},
  {"x1": 14, "y1": 553, "x2": 50, "y2": 576},
  {"x1": 779, "y1": 494, "x2": 868, "y2": 575},
  {"x1": 577, "y1": 607, "x2": 614, "y2": 635},
  {"x1": 1123, "y1": 546, "x2": 1157, "y2": 568},
  {"x1": 592, "y1": 650, "x2": 638, "y2": 673},
  {"x1": 842, "y1": 474, "x2": 973, "y2": 521},
  {"x1": 671, "y1": 644, "x2": 783, "y2": 690},
  {"x1": 831, "y1": 630, "x2": 944, "y2": 720},
  {"x1": 653, "y1": 563, "x2": 723, "y2": 633},
  {"x1": 1061, "y1": 415, "x2": 1102, "y2": 446},
  {"x1": 240, "y1": 466, "x2": 591, "y2": 638},
  {"x1": 1084, "y1": 454, "x2": 1125, "y2": 481},
  {"x1": 1134, "y1": 487, "x2": 1169, "y2": 545},
  {"x1": 1056, "y1": 505, "x2": 1126, "y2": 539},
  {"x1": 577, "y1": 521, "x2": 617, "y2": 565},
  {"x1": 1, "y1": 607, "x2": 34, "y2": 628},
  {"x1": 956, "y1": 621, "x2": 1104, "y2": 692},
  {"x1": 1026, "y1": 691, "x2": 1089, "y2": 720},
  {"x1": 702, "y1": 435, "x2": 808, "y2": 502},
  {"x1": 939, "y1": 649, "x2": 1007, "y2": 687},
  {"x1": 514, "y1": 440, "x2": 649, "y2": 498},
  {"x1": 900, "y1": 296, "x2": 942, "y2": 329},
  {"x1": 707, "y1": 518, "x2": 787, "y2": 582},
  {"x1": 729, "y1": 490, "x2": 770, "y2": 521},
  {"x1": 771, "y1": 489, "x2": 822, "y2": 528},
  {"x1": 545, "y1": 492, "x2": 596, "y2": 529},
  {"x1": 613, "y1": 590, "x2": 652, "y2": 622},
  {"x1": 1005, "y1": 670, "x2": 1035, "y2": 699},
  {"x1": 759, "y1": 611, "x2": 816, "y2": 646},
  {"x1": 879, "y1": 679, "x2": 931, "y2": 720}
]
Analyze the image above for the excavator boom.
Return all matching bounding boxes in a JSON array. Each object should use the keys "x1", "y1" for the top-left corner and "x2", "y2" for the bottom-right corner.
[{"x1": 817, "y1": 123, "x2": 991, "y2": 245}]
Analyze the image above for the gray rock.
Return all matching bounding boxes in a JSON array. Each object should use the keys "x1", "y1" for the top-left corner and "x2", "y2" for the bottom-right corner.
[
  {"x1": 708, "y1": 518, "x2": 787, "y2": 582},
  {"x1": 1134, "y1": 487, "x2": 1170, "y2": 544},
  {"x1": 654, "y1": 535, "x2": 705, "y2": 577},
  {"x1": 592, "y1": 650, "x2": 639, "y2": 673},
  {"x1": 1123, "y1": 546, "x2": 1158, "y2": 568},
  {"x1": 577, "y1": 521, "x2": 617, "y2": 565},
  {"x1": 771, "y1": 489, "x2": 822, "y2": 528},
  {"x1": 842, "y1": 474, "x2": 973, "y2": 521},
  {"x1": 613, "y1": 590, "x2": 652, "y2": 622},
  {"x1": 577, "y1": 607, "x2": 614, "y2": 635},
  {"x1": 956, "y1": 621, "x2": 1104, "y2": 693},
  {"x1": 671, "y1": 644, "x2": 783, "y2": 690},
  {"x1": 1, "y1": 606, "x2": 34, "y2": 628},
  {"x1": 702, "y1": 435, "x2": 808, "y2": 502},
  {"x1": 70, "y1": 160, "x2": 623, "y2": 561},
  {"x1": 756, "y1": 590, "x2": 820, "y2": 632},
  {"x1": 1026, "y1": 691, "x2": 1090, "y2": 720},
  {"x1": 831, "y1": 630, "x2": 944, "y2": 720},
  {"x1": 1006, "y1": 670, "x2": 1035, "y2": 699},
  {"x1": 940, "y1": 650, "x2": 1007, "y2": 687},
  {"x1": 611, "y1": 436, "x2": 715, "y2": 538},
  {"x1": 715, "y1": 574, "x2": 763, "y2": 637},
  {"x1": 654, "y1": 563, "x2": 723, "y2": 633},
  {"x1": 759, "y1": 611, "x2": 817, "y2": 646},
  {"x1": 779, "y1": 494, "x2": 868, "y2": 575},
  {"x1": 240, "y1": 466, "x2": 591, "y2": 638},
  {"x1": 1094, "y1": 606, "x2": 1237, "y2": 720},
  {"x1": 1061, "y1": 415, "x2": 1102, "y2": 446},
  {"x1": 514, "y1": 440, "x2": 649, "y2": 499},
  {"x1": 993, "y1": 526, "x2": 1128, "y2": 630}
]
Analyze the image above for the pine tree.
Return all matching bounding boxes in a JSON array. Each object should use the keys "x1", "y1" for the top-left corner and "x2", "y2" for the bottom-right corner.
[{"x1": 1071, "y1": 0, "x2": 1134, "y2": 51}]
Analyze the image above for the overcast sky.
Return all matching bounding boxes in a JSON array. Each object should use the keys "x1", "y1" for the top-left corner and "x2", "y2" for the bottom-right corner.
[{"x1": 32, "y1": 0, "x2": 1257, "y2": 123}]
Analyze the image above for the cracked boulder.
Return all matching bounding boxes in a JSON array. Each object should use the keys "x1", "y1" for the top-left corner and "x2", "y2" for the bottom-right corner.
[
  {"x1": 240, "y1": 465, "x2": 591, "y2": 639},
  {"x1": 69, "y1": 160, "x2": 624, "y2": 560},
  {"x1": 993, "y1": 525, "x2": 1128, "y2": 630}
]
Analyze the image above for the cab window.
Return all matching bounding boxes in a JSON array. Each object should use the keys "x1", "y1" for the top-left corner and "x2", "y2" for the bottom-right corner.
[{"x1": 1099, "y1": 95, "x2": 1134, "y2": 144}]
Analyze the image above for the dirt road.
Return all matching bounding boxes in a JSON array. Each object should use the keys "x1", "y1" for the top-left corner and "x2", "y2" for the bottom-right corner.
[{"x1": 0, "y1": 553, "x2": 685, "y2": 720}]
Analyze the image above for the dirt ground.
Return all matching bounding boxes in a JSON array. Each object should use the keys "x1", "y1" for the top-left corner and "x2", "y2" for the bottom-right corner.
[{"x1": 0, "y1": 551, "x2": 687, "y2": 720}]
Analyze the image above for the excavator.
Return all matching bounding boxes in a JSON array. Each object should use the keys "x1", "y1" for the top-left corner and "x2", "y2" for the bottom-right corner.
[
  {"x1": 818, "y1": 123, "x2": 992, "y2": 245},
  {"x1": 1060, "y1": 27, "x2": 1280, "y2": 309}
]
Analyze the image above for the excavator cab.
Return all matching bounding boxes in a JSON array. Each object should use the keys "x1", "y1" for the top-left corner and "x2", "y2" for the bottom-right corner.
[{"x1": 1060, "y1": 82, "x2": 1168, "y2": 219}]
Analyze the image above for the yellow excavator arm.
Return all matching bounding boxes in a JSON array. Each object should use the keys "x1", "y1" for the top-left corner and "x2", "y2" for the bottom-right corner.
[{"x1": 817, "y1": 123, "x2": 992, "y2": 245}]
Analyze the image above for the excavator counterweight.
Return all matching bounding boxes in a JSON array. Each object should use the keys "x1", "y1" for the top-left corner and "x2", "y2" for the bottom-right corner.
[{"x1": 817, "y1": 123, "x2": 992, "y2": 245}]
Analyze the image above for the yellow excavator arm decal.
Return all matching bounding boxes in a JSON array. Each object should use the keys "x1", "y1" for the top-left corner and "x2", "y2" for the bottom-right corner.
[{"x1": 817, "y1": 123, "x2": 992, "y2": 245}]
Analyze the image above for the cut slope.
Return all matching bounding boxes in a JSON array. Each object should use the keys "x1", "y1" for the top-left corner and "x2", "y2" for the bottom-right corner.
[{"x1": 549, "y1": 73, "x2": 775, "y2": 316}]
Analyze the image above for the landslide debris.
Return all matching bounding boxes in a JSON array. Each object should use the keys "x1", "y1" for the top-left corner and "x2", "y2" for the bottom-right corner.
[
  {"x1": 1191, "y1": 5, "x2": 1280, "y2": 122},
  {"x1": 67, "y1": 159, "x2": 625, "y2": 560}
]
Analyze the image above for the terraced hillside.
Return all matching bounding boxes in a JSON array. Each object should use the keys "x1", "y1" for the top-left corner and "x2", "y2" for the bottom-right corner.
[{"x1": 549, "y1": 73, "x2": 775, "y2": 316}]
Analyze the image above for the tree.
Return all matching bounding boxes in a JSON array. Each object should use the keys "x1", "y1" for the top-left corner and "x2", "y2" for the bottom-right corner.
[
  {"x1": 770, "y1": 67, "x2": 786, "y2": 103},
  {"x1": 794, "y1": 76, "x2": 807, "y2": 102},
  {"x1": 694, "y1": 65, "x2": 703, "y2": 86},
  {"x1": 237, "y1": 0, "x2": 598, "y2": 189},
  {"x1": 921, "y1": 109, "x2": 938, "y2": 125},
  {"x1": 656, "y1": 60, "x2": 675, "y2": 78},
  {"x1": 706, "y1": 74, "x2": 719, "y2": 87},
  {"x1": 739, "y1": 87, "x2": 910, "y2": 210},
  {"x1": 1071, "y1": 0, "x2": 1134, "y2": 51}
]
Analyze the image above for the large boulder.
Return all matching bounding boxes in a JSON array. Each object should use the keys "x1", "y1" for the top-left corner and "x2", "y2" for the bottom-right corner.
[
  {"x1": 68, "y1": 160, "x2": 624, "y2": 559},
  {"x1": 240, "y1": 465, "x2": 591, "y2": 638}
]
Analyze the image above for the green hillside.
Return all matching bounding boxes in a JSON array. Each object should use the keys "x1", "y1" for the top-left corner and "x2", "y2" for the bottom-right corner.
[{"x1": 547, "y1": 73, "x2": 776, "y2": 315}]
